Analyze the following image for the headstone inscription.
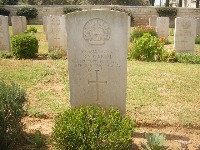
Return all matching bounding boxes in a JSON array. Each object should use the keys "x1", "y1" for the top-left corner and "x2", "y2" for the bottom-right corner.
[
  {"x1": 174, "y1": 17, "x2": 196, "y2": 54},
  {"x1": 66, "y1": 10, "x2": 130, "y2": 114},
  {"x1": 0, "y1": 15, "x2": 10, "y2": 52},
  {"x1": 11, "y1": 16, "x2": 27, "y2": 35}
]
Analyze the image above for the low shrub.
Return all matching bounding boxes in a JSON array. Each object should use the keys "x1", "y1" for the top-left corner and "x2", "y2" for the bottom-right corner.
[
  {"x1": 130, "y1": 25, "x2": 157, "y2": 42},
  {"x1": 52, "y1": 106, "x2": 135, "y2": 150},
  {"x1": 0, "y1": 51, "x2": 12, "y2": 59},
  {"x1": 176, "y1": 53, "x2": 200, "y2": 64},
  {"x1": 11, "y1": 33, "x2": 39, "y2": 59},
  {"x1": 0, "y1": 81, "x2": 26, "y2": 149},
  {"x1": 26, "y1": 26, "x2": 37, "y2": 33},
  {"x1": 129, "y1": 33, "x2": 165, "y2": 61},
  {"x1": 48, "y1": 49, "x2": 66, "y2": 60},
  {"x1": 63, "y1": 7, "x2": 82, "y2": 14},
  {"x1": 195, "y1": 37, "x2": 200, "y2": 44},
  {"x1": 0, "y1": 8, "x2": 10, "y2": 16},
  {"x1": 162, "y1": 49, "x2": 177, "y2": 62}
]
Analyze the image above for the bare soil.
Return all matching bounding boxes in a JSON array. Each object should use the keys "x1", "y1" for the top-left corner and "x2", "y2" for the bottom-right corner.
[{"x1": 22, "y1": 117, "x2": 200, "y2": 150}]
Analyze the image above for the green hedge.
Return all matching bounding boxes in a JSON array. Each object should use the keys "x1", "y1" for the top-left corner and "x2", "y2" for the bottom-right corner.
[
  {"x1": 63, "y1": 7, "x2": 82, "y2": 14},
  {"x1": 0, "y1": 8, "x2": 10, "y2": 16},
  {"x1": 156, "y1": 7, "x2": 177, "y2": 19},
  {"x1": 16, "y1": 7, "x2": 38, "y2": 21}
]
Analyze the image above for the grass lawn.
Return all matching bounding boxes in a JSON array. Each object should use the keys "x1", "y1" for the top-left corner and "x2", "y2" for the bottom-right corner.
[
  {"x1": 1, "y1": 59, "x2": 200, "y2": 127},
  {"x1": 1, "y1": 25, "x2": 200, "y2": 128}
]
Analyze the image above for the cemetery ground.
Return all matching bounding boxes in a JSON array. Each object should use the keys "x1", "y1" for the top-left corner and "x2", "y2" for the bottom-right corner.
[{"x1": 0, "y1": 25, "x2": 200, "y2": 149}]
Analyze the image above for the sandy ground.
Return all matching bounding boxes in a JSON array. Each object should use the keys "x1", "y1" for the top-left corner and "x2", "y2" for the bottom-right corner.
[{"x1": 22, "y1": 117, "x2": 200, "y2": 150}]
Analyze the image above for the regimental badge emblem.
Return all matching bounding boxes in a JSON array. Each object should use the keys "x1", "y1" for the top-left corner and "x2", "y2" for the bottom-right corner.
[{"x1": 83, "y1": 18, "x2": 110, "y2": 45}]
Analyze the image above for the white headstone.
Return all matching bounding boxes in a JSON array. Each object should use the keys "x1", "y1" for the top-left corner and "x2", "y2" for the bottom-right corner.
[
  {"x1": 196, "y1": 18, "x2": 200, "y2": 36},
  {"x1": 149, "y1": 17, "x2": 157, "y2": 28},
  {"x1": 156, "y1": 17, "x2": 169, "y2": 40},
  {"x1": 47, "y1": 15, "x2": 67, "y2": 54},
  {"x1": 174, "y1": 17, "x2": 196, "y2": 54},
  {"x1": 43, "y1": 16, "x2": 48, "y2": 40},
  {"x1": 11, "y1": 16, "x2": 27, "y2": 35},
  {"x1": 66, "y1": 10, "x2": 130, "y2": 114},
  {"x1": 43, "y1": 16, "x2": 47, "y2": 32},
  {"x1": 0, "y1": 15, "x2": 10, "y2": 52}
]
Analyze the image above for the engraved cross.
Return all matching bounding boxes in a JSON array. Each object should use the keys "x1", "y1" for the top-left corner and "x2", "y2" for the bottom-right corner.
[{"x1": 88, "y1": 70, "x2": 107, "y2": 101}]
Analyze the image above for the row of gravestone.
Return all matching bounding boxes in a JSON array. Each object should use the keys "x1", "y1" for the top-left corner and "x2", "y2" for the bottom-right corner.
[
  {"x1": 1, "y1": 15, "x2": 199, "y2": 55},
  {"x1": 43, "y1": 15, "x2": 200, "y2": 55},
  {"x1": 0, "y1": 10, "x2": 129, "y2": 114},
  {"x1": 0, "y1": 11, "x2": 199, "y2": 114},
  {"x1": 0, "y1": 16, "x2": 27, "y2": 52},
  {"x1": 150, "y1": 16, "x2": 200, "y2": 54}
]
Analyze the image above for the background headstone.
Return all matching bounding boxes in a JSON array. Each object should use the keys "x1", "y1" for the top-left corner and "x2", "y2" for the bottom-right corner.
[
  {"x1": 156, "y1": 17, "x2": 169, "y2": 40},
  {"x1": 66, "y1": 10, "x2": 129, "y2": 114},
  {"x1": 127, "y1": 16, "x2": 131, "y2": 46},
  {"x1": 174, "y1": 17, "x2": 196, "y2": 54},
  {"x1": 0, "y1": 15, "x2": 10, "y2": 52},
  {"x1": 43, "y1": 16, "x2": 48, "y2": 40},
  {"x1": 43, "y1": 16, "x2": 47, "y2": 32},
  {"x1": 196, "y1": 18, "x2": 200, "y2": 36},
  {"x1": 47, "y1": 15, "x2": 67, "y2": 54},
  {"x1": 149, "y1": 17, "x2": 157, "y2": 28},
  {"x1": 11, "y1": 16, "x2": 27, "y2": 35}
]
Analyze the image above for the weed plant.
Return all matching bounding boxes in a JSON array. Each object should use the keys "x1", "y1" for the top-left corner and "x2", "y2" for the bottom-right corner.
[{"x1": 141, "y1": 133, "x2": 168, "y2": 150}]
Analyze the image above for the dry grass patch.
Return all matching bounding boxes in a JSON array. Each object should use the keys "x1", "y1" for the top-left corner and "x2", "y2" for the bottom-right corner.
[{"x1": 127, "y1": 61, "x2": 200, "y2": 127}]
